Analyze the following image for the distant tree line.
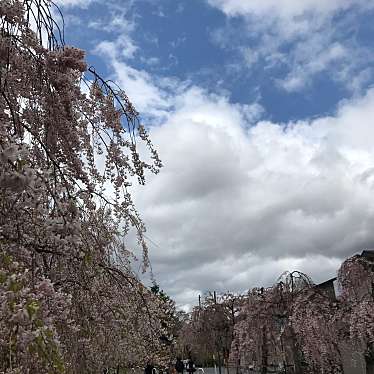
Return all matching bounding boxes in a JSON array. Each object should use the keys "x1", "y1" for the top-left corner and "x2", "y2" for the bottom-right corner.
[{"x1": 177, "y1": 252, "x2": 374, "y2": 374}]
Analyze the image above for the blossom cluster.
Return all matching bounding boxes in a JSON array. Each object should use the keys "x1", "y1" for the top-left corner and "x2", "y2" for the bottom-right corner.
[
  {"x1": 0, "y1": 1, "x2": 172, "y2": 373},
  {"x1": 228, "y1": 261, "x2": 374, "y2": 374}
]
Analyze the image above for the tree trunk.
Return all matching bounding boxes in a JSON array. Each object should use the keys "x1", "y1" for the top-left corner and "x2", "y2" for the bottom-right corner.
[
  {"x1": 366, "y1": 345, "x2": 374, "y2": 374},
  {"x1": 261, "y1": 326, "x2": 268, "y2": 374},
  {"x1": 217, "y1": 351, "x2": 222, "y2": 374},
  {"x1": 366, "y1": 358, "x2": 374, "y2": 374},
  {"x1": 288, "y1": 327, "x2": 305, "y2": 374}
]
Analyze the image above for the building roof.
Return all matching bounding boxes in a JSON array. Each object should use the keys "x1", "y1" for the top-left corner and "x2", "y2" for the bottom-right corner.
[
  {"x1": 315, "y1": 277, "x2": 337, "y2": 288},
  {"x1": 361, "y1": 250, "x2": 374, "y2": 260}
]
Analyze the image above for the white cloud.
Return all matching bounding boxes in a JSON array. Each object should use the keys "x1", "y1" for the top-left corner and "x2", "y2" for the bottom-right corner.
[
  {"x1": 92, "y1": 3, "x2": 374, "y2": 308},
  {"x1": 116, "y1": 73, "x2": 374, "y2": 307},
  {"x1": 279, "y1": 42, "x2": 348, "y2": 92},
  {"x1": 89, "y1": 2, "x2": 139, "y2": 59},
  {"x1": 207, "y1": 0, "x2": 373, "y2": 18},
  {"x1": 55, "y1": 0, "x2": 96, "y2": 8},
  {"x1": 95, "y1": 41, "x2": 190, "y2": 122},
  {"x1": 208, "y1": 0, "x2": 374, "y2": 93}
]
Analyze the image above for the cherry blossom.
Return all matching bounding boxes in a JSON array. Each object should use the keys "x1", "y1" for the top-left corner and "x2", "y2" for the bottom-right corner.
[{"x1": 0, "y1": 1, "x2": 170, "y2": 372}]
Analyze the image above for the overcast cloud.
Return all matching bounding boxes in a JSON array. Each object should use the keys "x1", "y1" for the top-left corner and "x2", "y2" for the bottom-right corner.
[
  {"x1": 129, "y1": 85, "x2": 374, "y2": 310},
  {"x1": 101, "y1": 47, "x2": 374, "y2": 308},
  {"x1": 59, "y1": 0, "x2": 374, "y2": 310}
]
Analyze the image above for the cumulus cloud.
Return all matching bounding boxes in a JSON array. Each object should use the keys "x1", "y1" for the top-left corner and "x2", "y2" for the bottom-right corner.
[
  {"x1": 118, "y1": 70, "x2": 374, "y2": 307},
  {"x1": 208, "y1": 0, "x2": 374, "y2": 93},
  {"x1": 95, "y1": 41, "x2": 189, "y2": 122},
  {"x1": 93, "y1": 3, "x2": 374, "y2": 309}
]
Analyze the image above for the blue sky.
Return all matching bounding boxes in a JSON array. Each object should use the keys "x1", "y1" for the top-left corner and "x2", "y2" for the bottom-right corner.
[
  {"x1": 58, "y1": 0, "x2": 374, "y2": 309},
  {"x1": 61, "y1": 0, "x2": 374, "y2": 122}
]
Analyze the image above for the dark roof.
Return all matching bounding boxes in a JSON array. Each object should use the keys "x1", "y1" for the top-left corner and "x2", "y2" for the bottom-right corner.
[
  {"x1": 315, "y1": 277, "x2": 337, "y2": 288},
  {"x1": 361, "y1": 250, "x2": 374, "y2": 260}
]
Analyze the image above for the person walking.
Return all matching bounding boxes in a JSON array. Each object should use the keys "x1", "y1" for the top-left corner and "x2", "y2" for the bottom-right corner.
[
  {"x1": 175, "y1": 358, "x2": 184, "y2": 374},
  {"x1": 186, "y1": 358, "x2": 196, "y2": 374},
  {"x1": 169, "y1": 362, "x2": 177, "y2": 374},
  {"x1": 145, "y1": 362, "x2": 154, "y2": 374}
]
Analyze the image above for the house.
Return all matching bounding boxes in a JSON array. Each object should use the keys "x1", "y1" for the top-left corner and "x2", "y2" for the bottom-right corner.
[
  {"x1": 314, "y1": 277, "x2": 337, "y2": 300},
  {"x1": 230, "y1": 250, "x2": 374, "y2": 374}
]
